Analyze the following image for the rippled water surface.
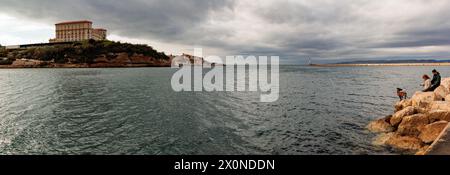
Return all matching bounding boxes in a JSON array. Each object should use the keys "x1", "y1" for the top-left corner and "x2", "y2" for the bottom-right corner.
[{"x1": 1, "y1": 66, "x2": 450, "y2": 155}]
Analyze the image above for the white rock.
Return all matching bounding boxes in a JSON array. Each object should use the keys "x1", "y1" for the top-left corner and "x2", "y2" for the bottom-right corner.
[
  {"x1": 411, "y1": 92, "x2": 436, "y2": 108},
  {"x1": 390, "y1": 106, "x2": 417, "y2": 126},
  {"x1": 445, "y1": 94, "x2": 450, "y2": 102},
  {"x1": 429, "y1": 101, "x2": 450, "y2": 111},
  {"x1": 440, "y1": 78, "x2": 450, "y2": 91},
  {"x1": 434, "y1": 86, "x2": 449, "y2": 101}
]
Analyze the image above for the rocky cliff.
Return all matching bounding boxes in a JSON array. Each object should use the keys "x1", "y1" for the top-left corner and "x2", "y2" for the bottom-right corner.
[{"x1": 368, "y1": 78, "x2": 450, "y2": 155}]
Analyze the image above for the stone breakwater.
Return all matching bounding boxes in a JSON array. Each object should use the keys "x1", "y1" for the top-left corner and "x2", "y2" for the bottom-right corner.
[{"x1": 368, "y1": 78, "x2": 450, "y2": 155}]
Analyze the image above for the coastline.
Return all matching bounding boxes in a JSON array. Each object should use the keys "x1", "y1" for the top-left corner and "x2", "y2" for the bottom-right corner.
[
  {"x1": 0, "y1": 63, "x2": 170, "y2": 69},
  {"x1": 311, "y1": 63, "x2": 450, "y2": 67},
  {"x1": 0, "y1": 52, "x2": 171, "y2": 69}
]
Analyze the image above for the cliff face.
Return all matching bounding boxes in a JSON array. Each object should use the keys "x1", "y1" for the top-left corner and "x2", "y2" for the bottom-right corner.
[
  {"x1": 89, "y1": 52, "x2": 171, "y2": 67},
  {"x1": 2, "y1": 52, "x2": 170, "y2": 68},
  {"x1": 368, "y1": 78, "x2": 450, "y2": 155}
]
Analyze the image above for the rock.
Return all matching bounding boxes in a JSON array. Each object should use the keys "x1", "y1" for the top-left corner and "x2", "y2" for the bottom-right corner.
[
  {"x1": 446, "y1": 94, "x2": 450, "y2": 102},
  {"x1": 416, "y1": 107, "x2": 429, "y2": 114},
  {"x1": 440, "y1": 78, "x2": 450, "y2": 91},
  {"x1": 427, "y1": 110, "x2": 450, "y2": 123},
  {"x1": 434, "y1": 86, "x2": 449, "y2": 101},
  {"x1": 395, "y1": 99, "x2": 412, "y2": 112},
  {"x1": 426, "y1": 124, "x2": 450, "y2": 155},
  {"x1": 411, "y1": 92, "x2": 436, "y2": 108},
  {"x1": 390, "y1": 106, "x2": 417, "y2": 127},
  {"x1": 419, "y1": 121, "x2": 449, "y2": 144},
  {"x1": 429, "y1": 101, "x2": 450, "y2": 111},
  {"x1": 385, "y1": 133, "x2": 425, "y2": 152},
  {"x1": 397, "y1": 114, "x2": 429, "y2": 136},
  {"x1": 130, "y1": 55, "x2": 154, "y2": 64},
  {"x1": 94, "y1": 57, "x2": 110, "y2": 63},
  {"x1": 111, "y1": 53, "x2": 131, "y2": 64},
  {"x1": 11, "y1": 59, "x2": 46, "y2": 68},
  {"x1": 372, "y1": 133, "x2": 395, "y2": 146},
  {"x1": 367, "y1": 116, "x2": 395, "y2": 133},
  {"x1": 415, "y1": 145, "x2": 430, "y2": 155}
]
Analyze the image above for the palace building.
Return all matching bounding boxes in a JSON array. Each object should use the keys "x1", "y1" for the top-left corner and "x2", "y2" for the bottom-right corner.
[{"x1": 49, "y1": 20, "x2": 107, "y2": 43}]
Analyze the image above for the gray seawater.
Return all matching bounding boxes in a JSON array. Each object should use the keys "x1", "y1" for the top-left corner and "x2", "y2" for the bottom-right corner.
[{"x1": 1, "y1": 66, "x2": 449, "y2": 155}]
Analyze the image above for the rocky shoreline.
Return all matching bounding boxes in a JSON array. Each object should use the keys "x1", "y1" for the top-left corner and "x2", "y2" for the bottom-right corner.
[
  {"x1": 0, "y1": 52, "x2": 171, "y2": 68},
  {"x1": 368, "y1": 78, "x2": 450, "y2": 155}
]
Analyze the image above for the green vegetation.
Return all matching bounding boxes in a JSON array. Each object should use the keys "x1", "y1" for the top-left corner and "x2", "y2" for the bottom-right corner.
[{"x1": 4, "y1": 40, "x2": 169, "y2": 64}]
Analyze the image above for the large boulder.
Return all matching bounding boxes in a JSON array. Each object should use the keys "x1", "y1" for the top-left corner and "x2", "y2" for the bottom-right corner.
[
  {"x1": 367, "y1": 115, "x2": 395, "y2": 133},
  {"x1": 385, "y1": 133, "x2": 425, "y2": 152},
  {"x1": 390, "y1": 106, "x2": 417, "y2": 126},
  {"x1": 427, "y1": 110, "x2": 450, "y2": 123},
  {"x1": 445, "y1": 94, "x2": 450, "y2": 102},
  {"x1": 415, "y1": 146, "x2": 430, "y2": 155},
  {"x1": 397, "y1": 114, "x2": 430, "y2": 136},
  {"x1": 411, "y1": 92, "x2": 436, "y2": 108},
  {"x1": 419, "y1": 121, "x2": 449, "y2": 144},
  {"x1": 372, "y1": 133, "x2": 395, "y2": 146},
  {"x1": 440, "y1": 78, "x2": 450, "y2": 91},
  {"x1": 429, "y1": 101, "x2": 450, "y2": 111},
  {"x1": 434, "y1": 86, "x2": 449, "y2": 101},
  {"x1": 395, "y1": 99, "x2": 413, "y2": 112}
]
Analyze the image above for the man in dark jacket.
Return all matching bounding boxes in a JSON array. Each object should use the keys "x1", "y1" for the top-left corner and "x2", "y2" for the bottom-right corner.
[{"x1": 424, "y1": 69, "x2": 441, "y2": 92}]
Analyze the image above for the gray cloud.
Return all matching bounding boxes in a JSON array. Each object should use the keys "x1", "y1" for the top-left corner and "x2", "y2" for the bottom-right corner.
[
  {"x1": 0, "y1": 0, "x2": 234, "y2": 40},
  {"x1": 2, "y1": 0, "x2": 450, "y2": 63},
  {"x1": 372, "y1": 27, "x2": 450, "y2": 48}
]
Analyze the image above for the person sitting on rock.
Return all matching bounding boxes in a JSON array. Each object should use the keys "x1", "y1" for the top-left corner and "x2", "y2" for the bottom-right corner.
[
  {"x1": 424, "y1": 69, "x2": 441, "y2": 92},
  {"x1": 397, "y1": 88, "x2": 407, "y2": 101},
  {"x1": 421, "y1": 74, "x2": 431, "y2": 92}
]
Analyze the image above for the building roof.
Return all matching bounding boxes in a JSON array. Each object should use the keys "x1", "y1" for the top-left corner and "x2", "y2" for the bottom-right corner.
[
  {"x1": 56, "y1": 20, "x2": 93, "y2": 25},
  {"x1": 94, "y1": 28, "x2": 107, "y2": 31}
]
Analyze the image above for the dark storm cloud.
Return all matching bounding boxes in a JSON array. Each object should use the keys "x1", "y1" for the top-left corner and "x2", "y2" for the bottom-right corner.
[
  {"x1": 0, "y1": 0, "x2": 234, "y2": 41},
  {"x1": 372, "y1": 28, "x2": 450, "y2": 48},
  {"x1": 247, "y1": 0, "x2": 450, "y2": 61},
  {"x1": 2, "y1": 0, "x2": 450, "y2": 62}
]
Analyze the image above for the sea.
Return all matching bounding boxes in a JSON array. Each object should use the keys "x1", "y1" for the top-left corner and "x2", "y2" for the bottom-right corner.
[{"x1": 1, "y1": 66, "x2": 449, "y2": 155}]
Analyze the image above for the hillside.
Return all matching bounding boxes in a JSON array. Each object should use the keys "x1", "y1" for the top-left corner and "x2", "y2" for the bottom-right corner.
[{"x1": 1, "y1": 40, "x2": 171, "y2": 68}]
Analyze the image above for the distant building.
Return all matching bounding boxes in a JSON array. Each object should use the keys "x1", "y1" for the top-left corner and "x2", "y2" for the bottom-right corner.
[
  {"x1": 171, "y1": 53, "x2": 214, "y2": 67},
  {"x1": 49, "y1": 20, "x2": 107, "y2": 43}
]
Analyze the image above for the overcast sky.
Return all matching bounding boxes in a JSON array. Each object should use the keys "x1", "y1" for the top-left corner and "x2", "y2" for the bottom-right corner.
[{"x1": 1, "y1": 0, "x2": 450, "y2": 63}]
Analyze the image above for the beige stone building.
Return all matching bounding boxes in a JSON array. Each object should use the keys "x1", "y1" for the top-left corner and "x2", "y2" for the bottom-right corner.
[{"x1": 50, "y1": 20, "x2": 107, "y2": 43}]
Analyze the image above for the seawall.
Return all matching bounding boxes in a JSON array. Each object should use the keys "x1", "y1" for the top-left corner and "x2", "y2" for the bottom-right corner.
[{"x1": 367, "y1": 77, "x2": 450, "y2": 155}]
